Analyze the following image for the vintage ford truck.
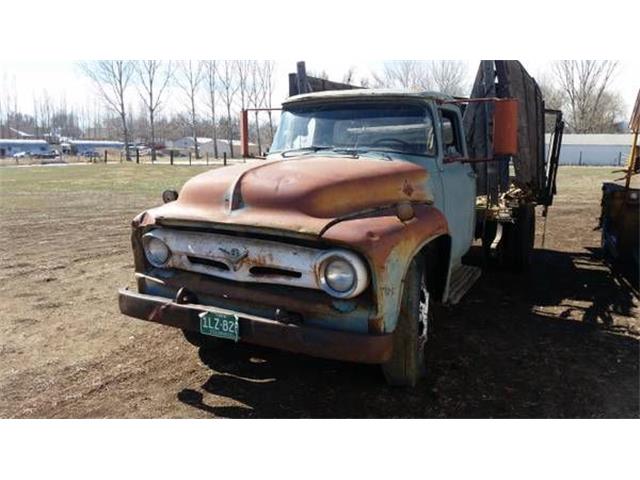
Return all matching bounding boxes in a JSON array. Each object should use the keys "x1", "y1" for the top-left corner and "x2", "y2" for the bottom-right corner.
[{"x1": 119, "y1": 61, "x2": 563, "y2": 386}]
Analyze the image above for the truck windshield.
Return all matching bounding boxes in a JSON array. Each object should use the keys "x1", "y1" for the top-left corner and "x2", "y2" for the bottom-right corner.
[{"x1": 271, "y1": 102, "x2": 436, "y2": 157}]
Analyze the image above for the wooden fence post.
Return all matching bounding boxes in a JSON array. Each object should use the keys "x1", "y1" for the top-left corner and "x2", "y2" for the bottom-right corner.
[
  {"x1": 104, "y1": 150, "x2": 108, "y2": 163},
  {"x1": 189, "y1": 152, "x2": 192, "y2": 165},
  {"x1": 170, "y1": 150, "x2": 174, "y2": 165},
  {"x1": 136, "y1": 149, "x2": 140, "y2": 164},
  {"x1": 223, "y1": 152, "x2": 227, "y2": 166}
]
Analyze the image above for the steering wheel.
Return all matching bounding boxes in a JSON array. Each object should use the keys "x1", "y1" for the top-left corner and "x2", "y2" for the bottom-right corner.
[{"x1": 371, "y1": 138, "x2": 412, "y2": 148}]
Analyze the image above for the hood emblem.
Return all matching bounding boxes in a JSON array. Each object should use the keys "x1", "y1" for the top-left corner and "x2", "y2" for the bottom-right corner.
[{"x1": 219, "y1": 247, "x2": 249, "y2": 270}]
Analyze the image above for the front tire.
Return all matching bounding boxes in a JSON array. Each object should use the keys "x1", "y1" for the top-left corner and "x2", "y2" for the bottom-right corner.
[{"x1": 382, "y1": 255, "x2": 432, "y2": 387}]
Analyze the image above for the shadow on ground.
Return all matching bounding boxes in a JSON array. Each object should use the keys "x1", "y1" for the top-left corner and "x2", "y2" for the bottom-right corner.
[{"x1": 177, "y1": 248, "x2": 639, "y2": 418}]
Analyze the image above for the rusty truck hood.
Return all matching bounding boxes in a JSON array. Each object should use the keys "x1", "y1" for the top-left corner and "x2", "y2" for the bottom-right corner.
[{"x1": 145, "y1": 156, "x2": 431, "y2": 236}]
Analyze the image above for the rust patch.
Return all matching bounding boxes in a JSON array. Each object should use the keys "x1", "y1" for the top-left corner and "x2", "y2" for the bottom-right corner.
[
  {"x1": 142, "y1": 156, "x2": 430, "y2": 236},
  {"x1": 321, "y1": 205, "x2": 449, "y2": 334},
  {"x1": 402, "y1": 180, "x2": 415, "y2": 197}
]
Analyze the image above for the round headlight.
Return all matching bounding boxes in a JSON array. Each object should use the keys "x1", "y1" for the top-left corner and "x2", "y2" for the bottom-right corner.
[
  {"x1": 324, "y1": 257, "x2": 356, "y2": 293},
  {"x1": 144, "y1": 236, "x2": 171, "y2": 267},
  {"x1": 317, "y1": 250, "x2": 369, "y2": 299}
]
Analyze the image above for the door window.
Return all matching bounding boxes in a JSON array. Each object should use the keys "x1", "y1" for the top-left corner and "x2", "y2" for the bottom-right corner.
[{"x1": 440, "y1": 110, "x2": 463, "y2": 158}]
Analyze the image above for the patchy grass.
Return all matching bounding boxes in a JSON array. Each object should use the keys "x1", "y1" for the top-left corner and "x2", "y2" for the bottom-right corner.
[{"x1": 0, "y1": 163, "x2": 213, "y2": 195}]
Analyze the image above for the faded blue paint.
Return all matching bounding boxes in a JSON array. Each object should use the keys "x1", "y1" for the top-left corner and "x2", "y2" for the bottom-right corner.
[
  {"x1": 305, "y1": 98, "x2": 476, "y2": 333},
  {"x1": 363, "y1": 100, "x2": 475, "y2": 332}
]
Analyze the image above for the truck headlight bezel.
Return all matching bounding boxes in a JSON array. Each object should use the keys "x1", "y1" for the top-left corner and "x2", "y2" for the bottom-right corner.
[
  {"x1": 142, "y1": 232, "x2": 171, "y2": 267},
  {"x1": 317, "y1": 250, "x2": 369, "y2": 299}
]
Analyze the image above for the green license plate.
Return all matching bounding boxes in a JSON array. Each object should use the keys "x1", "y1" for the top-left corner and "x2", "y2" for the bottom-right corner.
[{"x1": 199, "y1": 311, "x2": 240, "y2": 342}]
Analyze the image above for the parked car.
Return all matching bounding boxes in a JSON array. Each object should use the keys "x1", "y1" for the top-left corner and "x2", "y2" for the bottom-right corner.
[
  {"x1": 12, "y1": 151, "x2": 29, "y2": 159},
  {"x1": 33, "y1": 151, "x2": 59, "y2": 159}
]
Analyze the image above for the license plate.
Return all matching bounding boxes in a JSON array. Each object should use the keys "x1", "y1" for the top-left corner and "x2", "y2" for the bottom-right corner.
[{"x1": 199, "y1": 311, "x2": 240, "y2": 342}]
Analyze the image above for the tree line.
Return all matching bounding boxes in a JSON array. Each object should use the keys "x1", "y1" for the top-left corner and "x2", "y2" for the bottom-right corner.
[
  {"x1": 374, "y1": 60, "x2": 627, "y2": 134},
  {"x1": 0, "y1": 60, "x2": 628, "y2": 160},
  {"x1": 77, "y1": 60, "x2": 277, "y2": 160},
  {"x1": 0, "y1": 60, "x2": 277, "y2": 161}
]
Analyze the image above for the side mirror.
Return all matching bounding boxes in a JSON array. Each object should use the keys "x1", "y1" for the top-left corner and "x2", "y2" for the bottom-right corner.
[{"x1": 492, "y1": 99, "x2": 519, "y2": 156}]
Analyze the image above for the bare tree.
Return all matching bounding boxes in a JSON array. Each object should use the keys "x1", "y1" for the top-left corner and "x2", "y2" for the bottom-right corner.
[
  {"x1": 373, "y1": 61, "x2": 431, "y2": 90},
  {"x1": 79, "y1": 61, "x2": 135, "y2": 159},
  {"x1": 37, "y1": 89, "x2": 53, "y2": 136},
  {"x1": 203, "y1": 60, "x2": 219, "y2": 159},
  {"x1": 537, "y1": 74, "x2": 566, "y2": 111},
  {"x1": 2, "y1": 74, "x2": 19, "y2": 138},
  {"x1": 136, "y1": 61, "x2": 173, "y2": 162},
  {"x1": 342, "y1": 67, "x2": 356, "y2": 85},
  {"x1": 247, "y1": 61, "x2": 266, "y2": 154},
  {"x1": 591, "y1": 91, "x2": 626, "y2": 133},
  {"x1": 309, "y1": 70, "x2": 329, "y2": 80},
  {"x1": 235, "y1": 60, "x2": 255, "y2": 156},
  {"x1": 553, "y1": 60, "x2": 620, "y2": 133},
  {"x1": 429, "y1": 61, "x2": 467, "y2": 96},
  {"x1": 176, "y1": 60, "x2": 204, "y2": 159},
  {"x1": 259, "y1": 61, "x2": 276, "y2": 141},
  {"x1": 372, "y1": 61, "x2": 467, "y2": 95},
  {"x1": 236, "y1": 60, "x2": 252, "y2": 114},
  {"x1": 218, "y1": 60, "x2": 239, "y2": 158}
]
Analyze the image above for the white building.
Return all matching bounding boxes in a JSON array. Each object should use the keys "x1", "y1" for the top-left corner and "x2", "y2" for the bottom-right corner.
[
  {"x1": 69, "y1": 140, "x2": 124, "y2": 154},
  {"x1": 547, "y1": 134, "x2": 634, "y2": 166},
  {"x1": 170, "y1": 137, "x2": 259, "y2": 157},
  {"x1": 0, "y1": 139, "x2": 52, "y2": 157},
  {"x1": 200, "y1": 139, "x2": 259, "y2": 157},
  {"x1": 170, "y1": 137, "x2": 215, "y2": 151}
]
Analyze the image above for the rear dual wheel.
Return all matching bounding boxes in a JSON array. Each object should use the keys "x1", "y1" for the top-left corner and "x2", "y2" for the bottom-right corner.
[
  {"x1": 482, "y1": 204, "x2": 536, "y2": 273},
  {"x1": 499, "y1": 204, "x2": 535, "y2": 273}
]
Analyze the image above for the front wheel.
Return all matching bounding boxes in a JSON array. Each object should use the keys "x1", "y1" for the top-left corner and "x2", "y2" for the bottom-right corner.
[{"x1": 382, "y1": 255, "x2": 432, "y2": 387}]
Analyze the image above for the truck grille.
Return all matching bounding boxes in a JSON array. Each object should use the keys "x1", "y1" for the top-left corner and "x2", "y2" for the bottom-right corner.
[{"x1": 146, "y1": 228, "x2": 324, "y2": 290}]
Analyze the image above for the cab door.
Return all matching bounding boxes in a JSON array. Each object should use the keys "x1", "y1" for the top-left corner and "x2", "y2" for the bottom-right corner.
[{"x1": 437, "y1": 106, "x2": 476, "y2": 263}]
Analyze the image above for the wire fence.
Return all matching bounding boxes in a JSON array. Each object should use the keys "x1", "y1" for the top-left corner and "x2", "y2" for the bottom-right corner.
[
  {"x1": 1, "y1": 146, "x2": 634, "y2": 167},
  {"x1": 0, "y1": 150, "x2": 253, "y2": 167}
]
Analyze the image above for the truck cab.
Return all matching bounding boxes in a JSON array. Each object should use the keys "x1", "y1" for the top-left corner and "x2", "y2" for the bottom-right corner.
[{"x1": 269, "y1": 89, "x2": 477, "y2": 276}]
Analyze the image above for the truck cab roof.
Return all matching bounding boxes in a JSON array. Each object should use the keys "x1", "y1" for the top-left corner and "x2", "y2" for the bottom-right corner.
[{"x1": 283, "y1": 89, "x2": 455, "y2": 107}]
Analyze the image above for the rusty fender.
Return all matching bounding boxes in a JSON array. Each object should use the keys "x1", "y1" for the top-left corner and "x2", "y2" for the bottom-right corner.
[{"x1": 322, "y1": 204, "x2": 449, "y2": 334}]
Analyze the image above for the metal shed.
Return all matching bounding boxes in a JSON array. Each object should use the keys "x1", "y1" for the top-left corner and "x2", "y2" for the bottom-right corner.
[{"x1": 0, "y1": 139, "x2": 51, "y2": 157}]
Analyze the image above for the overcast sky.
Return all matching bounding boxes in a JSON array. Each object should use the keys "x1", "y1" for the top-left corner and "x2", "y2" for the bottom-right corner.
[{"x1": 1, "y1": 60, "x2": 638, "y2": 121}]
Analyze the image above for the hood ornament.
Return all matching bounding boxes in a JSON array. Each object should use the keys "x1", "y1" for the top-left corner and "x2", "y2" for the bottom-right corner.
[{"x1": 219, "y1": 247, "x2": 249, "y2": 271}]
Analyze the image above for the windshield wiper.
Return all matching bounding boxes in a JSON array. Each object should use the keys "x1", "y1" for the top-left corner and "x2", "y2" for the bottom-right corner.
[
  {"x1": 332, "y1": 148, "x2": 395, "y2": 161},
  {"x1": 281, "y1": 146, "x2": 395, "y2": 161},
  {"x1": 280, "y1": 146, "x2": 333, "y2": 157}
]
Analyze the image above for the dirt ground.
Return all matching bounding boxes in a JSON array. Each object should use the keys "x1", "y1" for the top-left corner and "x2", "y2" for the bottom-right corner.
[{"x1": 0, "y1": 164, "x2": 637, "y2": 418}]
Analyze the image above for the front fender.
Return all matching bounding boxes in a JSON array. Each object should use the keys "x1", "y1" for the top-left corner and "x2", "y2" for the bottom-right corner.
[{"x1": 321, "y1": 204, "x2": 449, "y2": 333}]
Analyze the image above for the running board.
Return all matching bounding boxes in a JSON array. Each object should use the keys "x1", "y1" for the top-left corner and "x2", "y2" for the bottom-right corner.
[{"x1": 447, "y1": 265, "x2": 482, "y2": 305}]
